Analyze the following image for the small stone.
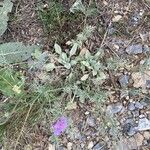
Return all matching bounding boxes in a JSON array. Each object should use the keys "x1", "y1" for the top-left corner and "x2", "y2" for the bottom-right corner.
[
  {"x1": 85, "y1": 111, "x2": 90, "y2": 115},
  {"x1": 106, "y1": 103, "x2": 123, "y2": 115},
  {"x1": 48, "y1": 144, "x2": 55, "y2": 150},
  {"x1": 132, "y1": 110, "x2": 140, "y2": 117},
  {"x1": 135, "y1": 101, "x2": 144, "y2": 109},
  {"x1": 128, "y1": 102, "x2": 136, "y2": 111},
  {"x1": 126, "y1": 44, "x2": 143, "y2": 54},
  {"x1": 119, "y1": 75, "x2": 129, "y2": 87},
  {"x1": 87, "y1": 116, "x2": 96, "y2": 127},
  {"x1": 67, "y1": 142, "x2": 73, "y2": 150},
  {"x1": 117, "y1": 139, "x2": 130, "y2": 150},
  {"x1": 108, "y1": 27, "x2": 116, "y2": 35},
  {"x1": 137, "y1": 118, "x2": 150, "y2": 131},
  {"x1": 114, "y1": 44, "x2": 120, "y2": 50},
  {"x1": 144, "y1": 131, "x2": 150, "y2": 139},
  {"x1": 88, "y1": 141, "x2": 94, "y2": 149},
  {"x1": 93, "y1": 143, "x2": 104, "y2": 150},
  {"x1": 81, "y1": 143, "x2": 85, "y2": 148},
  {"x1": 134, "y1": 133, "x2": 144, "y2": 147},
  {"x1": 128, "y1": 127, "x2": 137, "y2": 136},
  {"x1": 122, "y1": 123, "x2": 136, "y2": 136},
  {"x1": 139, "y1": 114, "x2": 145, "y2": 118},
  {"x1": 143, "y1": 139, "x2": 149, "y2": 146},
  {"x1": 125, "y1": 118, "x2": 134, "y2": 125},
  {"x1": 146, "y1": 80, "x2": 150, "y2": 88},
  {"x1": 127, "y1": 137, "x2": 138, "y2": 149},
  {"x1": 112, "y1": 15, "x2": 122, "y2": 22}
]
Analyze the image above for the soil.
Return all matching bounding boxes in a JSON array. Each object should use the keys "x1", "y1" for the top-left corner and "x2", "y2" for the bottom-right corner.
[{"x1": 1, "y1": 0, "x2": 150, "y2": 150}]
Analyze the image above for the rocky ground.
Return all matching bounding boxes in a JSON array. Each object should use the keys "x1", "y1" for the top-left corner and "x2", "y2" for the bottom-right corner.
[{"x1": 1, "y1": 0, "x2": 150, "y2": 150}]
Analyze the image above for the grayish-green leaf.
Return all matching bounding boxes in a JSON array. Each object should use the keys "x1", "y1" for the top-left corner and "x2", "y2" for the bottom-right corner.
[
  {"x1": 54, "y1": 43, "x2": 62, "y2": 54},
  {"x1": 44, "y1": 63, "x2": 55, "y2": 71},
  {"x1": 70, "y1": 0, "x2": 86, "y2": 14},
  {"x1": 61, "y1": 52, "x2": 69, "y2": 62},
  {"x1": 81, "y1": 74, "x2": 89, "y2": 81},
  {"x1": 77, "y1": 26, "x2": 95, "y2": 44},
  {"x1": 64, "y1": 63, "x2": 71, "y2": 69},
  {"x1": 0, "y1": 42, "x2": 38, "y2": 65},
  {"x1": 70, "y1": 43, "x2": 78, "y2": 57},
  {"x1": 0, "y1": 0, "x2": 13, "y2": 36}
]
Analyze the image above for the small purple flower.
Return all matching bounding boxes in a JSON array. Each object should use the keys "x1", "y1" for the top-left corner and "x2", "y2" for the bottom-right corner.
[{"x1": 52, "y1": 116, "x2": 68, "y2": 136}]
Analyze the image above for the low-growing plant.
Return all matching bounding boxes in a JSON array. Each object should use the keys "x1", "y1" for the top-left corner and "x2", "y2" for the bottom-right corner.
[{"x1": 0, "y1": 0, "x2": 131, "y2": 148}]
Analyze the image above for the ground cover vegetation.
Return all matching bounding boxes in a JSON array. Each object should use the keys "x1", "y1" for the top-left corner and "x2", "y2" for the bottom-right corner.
[{"x1": 0, "y1": 0, "x2": 150, "y2": 149}]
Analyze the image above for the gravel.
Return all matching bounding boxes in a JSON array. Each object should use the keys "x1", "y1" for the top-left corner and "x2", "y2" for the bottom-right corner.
[
  {"x1": 93, "y1": 143, "x2": 104, "y2": 150},
  {"x1": 128, "y1": 102, "x2": 136, "y2": 111},
  {"x1": 119, "y1": 74, "x2": 129, "y2": 87},
  {"x1": 87, "y1": 116, "x2": 96, "y2": 127},
  {"x1": 137, "y1": 118, "x2": 150, "y2": 131},
  {"x1": 106, "y1": 103, "x2": 123, "y2": 115},
  {"x1": 88, "y1": 141, "x2": 94, "y2": 149},
  {"x1": 132, "y1": 110, "x2": 140, "y2": 117},
  {"x1": 122, "y1": 118, "x2": 138, "y2": 136},
  {"x1": 135, "y1": 101, "x2": 144, "y2": 109},
  {"x1": 126, "y1": 44, "x2": 143, "y2": 54}
]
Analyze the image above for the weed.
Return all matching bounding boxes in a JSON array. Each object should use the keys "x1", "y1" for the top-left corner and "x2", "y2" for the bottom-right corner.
[{"x1": 0, "y1": 0, "x2": 136, "y2": 148}]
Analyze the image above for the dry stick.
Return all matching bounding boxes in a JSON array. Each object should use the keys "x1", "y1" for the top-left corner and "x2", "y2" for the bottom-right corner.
[
  {"x1": 99, "y1": 21, "x2": 117, "y2": 88},
  {"x1": 99, "y1": 22, "x2": 111, "y2": 49},
  {"x1": 14, "y1": 94, "x2": 41, "y2": 150}
]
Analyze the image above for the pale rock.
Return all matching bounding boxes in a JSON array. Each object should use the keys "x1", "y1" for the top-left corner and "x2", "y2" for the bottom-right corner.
[
  {"x1": 127, "y1": 137, "x2": 138, "y2": 149},
  {"x1": 126, "y1": 44, "x2": 143, "y2": 54},
  {"x1": 132, "y1": 71, "x2": 150, "y2": 89},
  {"x1": 137, "y1": 118, "x2": 150, "y2": 131},
  {"x1": 112, "y1": 15, "x2": 122, "y2": 22},
  {"x1": 88, "y1": 141, "x2": 94, "y2": 149},
  {"x1": 134, "y1": 133, "x2": 144, "y2": 147},
  {"x1": 143, "y1": 131, "x2": 150, "y2": 139},
  {"x1": 48, "y1": 144, "x2": 55, "y2": 150},
  {"x1": 67, "y1": 142, "x2": 73, "y2": 150}
]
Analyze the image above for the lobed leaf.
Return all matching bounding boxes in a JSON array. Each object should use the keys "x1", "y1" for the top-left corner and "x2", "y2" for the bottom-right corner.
[{"x1": 0, "y1": 42, "x2": 38, "y2": 65}]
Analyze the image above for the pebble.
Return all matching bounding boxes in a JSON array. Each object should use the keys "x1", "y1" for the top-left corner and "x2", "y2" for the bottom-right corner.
[
  {"x1": 137, "y1": 118, "x2": 150, "y2": 131},
  {"x1": 81, "y1": 143, "x2": 85, "y2": 148},
  {"x1": 128, "y1": 102, "x2": 136, "y2": 111},
  {"x1": 135, "y1": 101, "x2": 144, "y2": 109},
  {"x1": 85, "y1": 111, "x2": 90, "y2": 115},
  {"x1": 132, "y1": 110, "x2": 140, "y2": 117},
  {"x1": 127, "y1": 127, "x2": 137, "y2": 136},
  {"x1": 57, "y1": 146, "x2": 65, "y2": 150},
  {"x1": 122, "y1": 123, "x2": 136, "y2": 136},
  {"x1": 116, "y1": 140, "x2": 129, "y2": 150},
  {"x1": 93, "y1": 143, "x2": 104, "y2": 150},
  {"x1": 67, "y1": 142, "x2": 73, "y2": 150},
  {"x1": 119, "y1": 74, "x2": 129, "y2": 87},
  {"x1": 126, "y1": 44, "x2": 143, "y2": 54},
  {"x1": 87, "y1": 116, "x2": 96, "y2": 127},
  {"x1": 88, "y1": 141, "x2": 94, "y2": 149},
  {"x1": 146, "y1": 80, "x2": 150, "y2": 88},
  {"x1": 134, "y1": 133, "x2": 144, "y2": 147},
  {"x1": 106, "y1": 103, "x2": 123, "y2": 115},
  {"x1": 127, "y1": 137, "x2": 138, "y2": 149},
  {"x1": 139, "y1": 114, "x2": 145, "y2": 118},
  {"x1": 143, "y1": 131, "x2": 150, "y2": 139}
]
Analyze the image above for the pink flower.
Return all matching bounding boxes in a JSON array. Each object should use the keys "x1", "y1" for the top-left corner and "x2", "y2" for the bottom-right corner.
[{"x1": 52, "y1": 116, "x2": 68, "y2": 136}]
